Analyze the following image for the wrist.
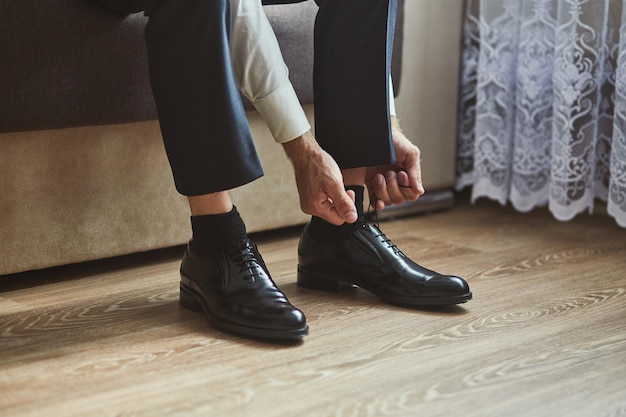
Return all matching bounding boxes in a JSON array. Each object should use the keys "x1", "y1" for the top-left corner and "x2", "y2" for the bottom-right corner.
[{"x1": 282, "y1": 130, "x2": 319, "y2": 164}]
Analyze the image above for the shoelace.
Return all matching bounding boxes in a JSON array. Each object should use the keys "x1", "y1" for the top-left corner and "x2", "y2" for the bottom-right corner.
[
  {"x1": 368, "y1": 192, "x2": 382, "y2": 228},
  {"x1": 228, "y1": 242, "x2": 264, "y2": 282},
  {"x1": 367, "y1": 184, "x2": 413, "y2": 227},
  {"x1": 367, "y1": 193, "x2": 405, "y2": 258},
  {"x1": 372, "y1": 225, "x2": 405, "y2": 257}
]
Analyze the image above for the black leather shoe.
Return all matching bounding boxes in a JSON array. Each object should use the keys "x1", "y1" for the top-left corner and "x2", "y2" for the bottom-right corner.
[
  {"x1": 180, "y1": 238, "x2": 308, "y2": 340},
  {"x1": 297, "y1": 222, "x2": 472, "y2": 306}
]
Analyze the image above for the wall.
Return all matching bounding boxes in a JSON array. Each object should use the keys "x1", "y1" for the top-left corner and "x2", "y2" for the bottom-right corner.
[{"x1": 395, "y1": 0, "x2": 464, "y2": 190}]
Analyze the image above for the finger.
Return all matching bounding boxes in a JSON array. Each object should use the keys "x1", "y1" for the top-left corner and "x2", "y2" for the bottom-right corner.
[
  {"x1": 397, "y1": 171, "x2": 420, "y2": 202},
  {"x1": 316, "y1": 198, "x2": 345, "y2": 225},
  {"x1": 406, "y1": 154, "x2": 425, "y2": 196},
  {"x1": 385, "y1": 170, "x2": 407, "y2": 205},
  {"x1": 373, "y1": 173, "x2": 392, "y2": 207},
  {"x1": 308, "y1": 176, "x2": 357, "y2": 225},
  {"x1": 327, "y1": 187, "x2": 358, "y2": 224},
  {"x1": 374, "y1": 195, "x2": 386, "y2": 211},
  {"x1": 300, "y1": 191, "x2": 346, "y2": 225},
  {"x1": 346, "y1": 188, "x2": 356, "y2": 204},
  {"x1": 397, "y1": 170, "x2": 411, "y2": 188}
]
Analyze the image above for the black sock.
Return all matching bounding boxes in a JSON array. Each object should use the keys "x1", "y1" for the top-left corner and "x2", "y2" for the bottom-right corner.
[
  {"x1": 309, "y1": 185, "x2": 365, "y2": 243},
  {"x1": 189, "y1": 206, "x2": 247, "y2": 257}
]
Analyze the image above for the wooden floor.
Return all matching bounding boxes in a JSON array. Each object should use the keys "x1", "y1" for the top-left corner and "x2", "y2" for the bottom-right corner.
[{"x1": 1, "y1": 196, "x2": 625, "y2": 417}]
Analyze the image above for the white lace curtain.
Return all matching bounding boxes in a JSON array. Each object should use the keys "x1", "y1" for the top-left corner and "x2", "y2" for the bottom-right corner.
[{"x1": 457, "y1": 0, "x2": 626, "y2": 227}]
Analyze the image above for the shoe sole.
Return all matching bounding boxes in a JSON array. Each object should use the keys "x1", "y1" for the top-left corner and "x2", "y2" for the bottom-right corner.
[
  {"x1": 297, "y1": 266, "x2": 472, "y2": 306},
  {"x1": 179, "y1": 280, "x2": 309, "y2": 341}
]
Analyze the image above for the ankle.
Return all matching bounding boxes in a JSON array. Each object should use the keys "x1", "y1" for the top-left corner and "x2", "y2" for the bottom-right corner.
[{"x1": 190, "y1": 206, "x2": 247, "y2": 257}]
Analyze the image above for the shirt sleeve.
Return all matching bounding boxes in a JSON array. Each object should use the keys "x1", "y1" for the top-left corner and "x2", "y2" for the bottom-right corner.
[
  {"x1": 230, "y1": 0, "x2": 311, "y2": 143},
  {"x1": 389, "y1": 74, "x2": 397, "y2": 117}
]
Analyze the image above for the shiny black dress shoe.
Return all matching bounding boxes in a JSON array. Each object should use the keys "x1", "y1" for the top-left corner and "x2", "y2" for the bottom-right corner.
[
  {"x1": 180, "y1": 238, "x2": 308, "y2": 340},
  {"x1": 297, "y1": 222, "x2": 472, "y2": 306}
]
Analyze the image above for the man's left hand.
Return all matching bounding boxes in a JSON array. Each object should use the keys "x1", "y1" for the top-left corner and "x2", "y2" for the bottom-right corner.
[{"x1": 365, "y1": 119, "x2": 425, "y2": 210}]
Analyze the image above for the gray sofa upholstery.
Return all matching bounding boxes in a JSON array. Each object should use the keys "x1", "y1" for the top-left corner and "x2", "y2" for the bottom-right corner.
[{"x1": 0, "y1": 0, "x2": 403, "y2": 133}]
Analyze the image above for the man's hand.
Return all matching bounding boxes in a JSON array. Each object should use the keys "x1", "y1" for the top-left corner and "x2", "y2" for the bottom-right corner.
[
  {"x1": 283, "y1": 131, "x2": 358, "y2": 225},
  {"x1": 365, "y1": 118, "x2": 425, "y2": 210}
]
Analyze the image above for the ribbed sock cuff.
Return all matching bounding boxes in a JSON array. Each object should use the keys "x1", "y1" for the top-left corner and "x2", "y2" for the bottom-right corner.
[{"x1": 190, "y1": 206, "x2": 247, "y2": 256}]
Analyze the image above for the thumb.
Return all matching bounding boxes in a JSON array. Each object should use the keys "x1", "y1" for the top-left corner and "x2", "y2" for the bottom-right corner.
[{"x1": 330, "y1": 188, "x2": 358, "y2": 224}]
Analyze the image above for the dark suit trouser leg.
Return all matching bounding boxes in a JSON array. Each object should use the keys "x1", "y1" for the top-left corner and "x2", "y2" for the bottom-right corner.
[
  {"x1": 145, "y1": 0, "x2": 263, "y2": 196},
  {"x1": 314, "y1": 0, "x2": 397, "y2": 169}
]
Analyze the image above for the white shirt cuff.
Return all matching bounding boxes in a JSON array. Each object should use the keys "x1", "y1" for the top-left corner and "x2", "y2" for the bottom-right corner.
[
  {"x1": 389, "y1": 75, "x2": 397, "y2": 117},
  {"x1": 250, "y1": 82, "x2": 311, "y2": 143}
]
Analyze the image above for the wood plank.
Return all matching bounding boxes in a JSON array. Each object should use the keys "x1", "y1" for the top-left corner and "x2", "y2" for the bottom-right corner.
[{"x1": 1, "y1": 197, "x2": 625, "y2": 417}]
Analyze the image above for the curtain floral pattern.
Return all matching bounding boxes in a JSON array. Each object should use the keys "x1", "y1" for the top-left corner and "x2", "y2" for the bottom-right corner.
[{"x1": 457, "y1": 0, "x2": 626, "y2": 227}]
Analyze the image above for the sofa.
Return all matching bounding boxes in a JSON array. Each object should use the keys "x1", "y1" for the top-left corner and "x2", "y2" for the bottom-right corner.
[{"x1": 0, "y1": 0, "x2": 464, "y2": 276}]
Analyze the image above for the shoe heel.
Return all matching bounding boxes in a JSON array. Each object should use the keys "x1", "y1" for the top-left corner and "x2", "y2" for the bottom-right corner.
[
  {"x1": 297, "y1": 266, "x2": 351, "y2": 292},
  {"x1": 179, "y1": 284, "x2": 202, "y2": 312}
]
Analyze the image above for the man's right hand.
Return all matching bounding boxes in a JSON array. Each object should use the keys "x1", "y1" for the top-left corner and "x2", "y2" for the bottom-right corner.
[{"x1": 282, "y1": 131, "x2": 357, "y2": 225}]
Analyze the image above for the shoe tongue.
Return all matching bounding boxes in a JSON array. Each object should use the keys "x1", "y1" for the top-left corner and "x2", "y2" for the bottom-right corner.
[{"x1": 226, "y1": 237, "x2": 252, "y2": 252}]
